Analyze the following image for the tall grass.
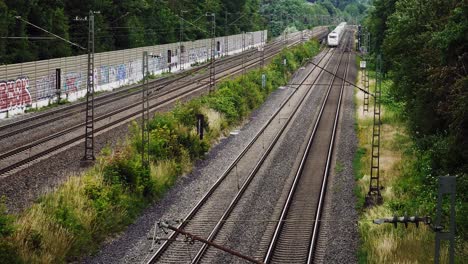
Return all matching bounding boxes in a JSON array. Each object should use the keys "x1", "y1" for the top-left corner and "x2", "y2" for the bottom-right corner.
[
  {"x1": 0, "y1": 39, "x2": 322, "y2": 263},
  {"x1": 354, "y1": 72, "x2": 463, "y2": 263}
]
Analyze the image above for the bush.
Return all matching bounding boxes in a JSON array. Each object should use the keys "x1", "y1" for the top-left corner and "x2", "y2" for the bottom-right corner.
[
  {"x1": 0, "y1": 200, "x2": 22, "y2": 263},
  {"x1": 3, "y1": 39, "x2": 322, "y2": 263}
]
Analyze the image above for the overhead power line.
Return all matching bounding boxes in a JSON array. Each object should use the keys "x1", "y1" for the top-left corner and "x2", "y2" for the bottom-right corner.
[{"x1": 15, "y1": 16, "x2": 86, "y2": 50}]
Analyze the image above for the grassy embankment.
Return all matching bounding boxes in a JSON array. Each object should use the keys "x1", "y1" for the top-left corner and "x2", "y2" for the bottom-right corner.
[
  {"x1": 354, "y1": 63, "x2": 467, "y2": 263},
  {"x1": 0, "y1": 40, "x2": 321, "y2": 263}
]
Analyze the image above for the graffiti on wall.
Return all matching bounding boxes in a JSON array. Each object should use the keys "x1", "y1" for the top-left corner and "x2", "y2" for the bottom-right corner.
[
  {"x1": 127, "y1": 60, "x2": 139, "y2": 82},
  {"x1": 99, "y1": 66, "x2": 109, "y2": 85},
  {"x1": 36, "y1": 74, "x2": 56, "y2": 100},
  {"x1": 0, "y1": 77, "x2": 32, "y2": 112},
  {"x1": 117, "y1": 64, "x2": 126, "y2": 81},
  {"x1": 188, "y1": 48, "x2": 209, "y2": 63},
  {"x1": 63, "y1": 72, "x2": 83, "y2": 93}
]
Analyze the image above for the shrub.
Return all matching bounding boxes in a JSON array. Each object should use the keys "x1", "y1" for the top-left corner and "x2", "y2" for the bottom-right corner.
[{"x1": 3, "y1": 39, "x2": 322, "y2": 263}]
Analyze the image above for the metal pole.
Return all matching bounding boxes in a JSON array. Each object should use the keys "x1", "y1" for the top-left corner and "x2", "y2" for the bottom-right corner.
[
  {"x1": 83, "y1": 11, "x2": 96, "y2": 161},
  {"x1": 208, "y1": 13, "x2": 216, "y2": 93},
  {"x1": 261, "y1": 30, "x2": 265, "y2": 69},
  {"x1": 242, "y1": 32, "x2": 246, "y2": 77},
  {"x1": 435, "y1": 176, "x2": 456, "y2": 264},
  {"x1": 142, "y1": 51, "x2": 150, "y2": 171},
  {"x1": 179, "y1": 11, "x2": 187, "y2": 71},
  {"x1": 366, "y1": 54, "x2": 383, "y2": 205},
  {"x1": 159, "y1": 222, "x2": 264, "y2": 264},
  {"x1": 225, "y1": 11, "x2": 229, "y2": 57}
]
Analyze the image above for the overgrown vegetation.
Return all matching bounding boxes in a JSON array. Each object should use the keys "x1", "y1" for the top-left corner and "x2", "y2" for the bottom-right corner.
[
  {"x1": 361, "y1": 0, "x2": 467, "y2": 261},
  {"x1": 355, "y1": 71, "x2": 467, "y2": 263},
  {"x1": 0, "y1": 39, "x2": 320, "y2": 263}
]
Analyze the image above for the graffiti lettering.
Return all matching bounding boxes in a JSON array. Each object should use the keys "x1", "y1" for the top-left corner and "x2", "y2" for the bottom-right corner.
[
  {"x1": 63, "y1": 72, "x2": 82, "y2": 92},
  {"x1": 36, "y1": 74, "x2": 56, "y2": 100},
  {"x1": 117, "y1": 65, "x2": 126, "y2": 81},
  {"x1": 0, "y1": 77, "x2": 32, "y2": 112},
  {"x1": 99, "y1": 66, "x2": 110, "y2": 85}
]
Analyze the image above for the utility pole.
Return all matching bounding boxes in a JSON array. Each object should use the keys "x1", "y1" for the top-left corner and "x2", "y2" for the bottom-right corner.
[
  {"x1": 261, "y1": 30, "x2": 265, "y2": 69},
  {"x1": 83, "y1": 10, "x2": 97, "y2": 161},
  {"x1": 13, "y1": 15, "x2": 90, "y2": 161},
  {"x1": 363, "y1": 31, "x2": 370, "y2": 112},
  {"x1": 242, "y1": 32, "x2": 246, "y2": 77},
  {"x1": 366, "y1": 54, "x2": 383, "y2": 205},
  {"x1": 179, "y1": 10, "x2": 187, "y2": 71},
  {"x1": 141, "y1": 51, "x2": 150, "y2": 171},
  {"x1": 207, "y1": 13, "x2": 216, "y2": 93},
  {"x1": 224, "y1": 11, "x2": 229, "y2": 57},
  {"x1": 435, "y1": 176, "x2": 456, "y2": 264}
]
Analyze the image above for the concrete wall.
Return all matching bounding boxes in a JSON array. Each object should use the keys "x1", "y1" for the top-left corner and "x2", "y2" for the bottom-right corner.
[{"x1": 0, "y1": 30, "x2": 267, "y2": 118}]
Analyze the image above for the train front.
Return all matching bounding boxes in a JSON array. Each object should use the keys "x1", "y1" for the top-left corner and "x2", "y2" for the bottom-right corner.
[{"x1": 327, "y1": 32, "x2": 339, "y2": 47}]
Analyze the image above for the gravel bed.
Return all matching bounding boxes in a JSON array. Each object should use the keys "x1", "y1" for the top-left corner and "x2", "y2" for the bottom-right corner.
[
  {"x1": 83, "y1": 77, "x2": 300, "y2": 263},
  {"x1": 202, "y1": 53, "x2": 338, "y2": 264},
  {"x1": 319, "y1": 53, "x2": 359, "y2": 264},
  {"x1": 0, "y1": 85, "x2": 209, "y2": 213},
  {"x1": 0, "y1": 38, "x2": 279, "y2": 153},
  {"x1": 0, "y1": 41, "x2": 284, "y2": 212}
]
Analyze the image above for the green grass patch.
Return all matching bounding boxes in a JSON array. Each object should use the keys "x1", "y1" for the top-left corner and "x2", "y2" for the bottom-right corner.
[
  {"x1": 355, "y1": 70, "x2": 467, "y2": 263},
  {"x1": 25, "y1": 99, "x2": 71, "y2": 114},
  {"x1": 335, "y1": 161, "x2": 345, "y2": 174}
]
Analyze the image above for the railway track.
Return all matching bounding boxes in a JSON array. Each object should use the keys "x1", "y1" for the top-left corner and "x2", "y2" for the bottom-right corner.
[
  {"x1": 144, "y1": 37, "x2": 339, "y2": 264},
  {"x1": 0, "y1": 29, "x2": 314, "y2": 137},
  {"x1": 264, "y1": 31, "x2": 352, "y2": 264},
  {"x1": 145, "y1": 29, "x2": 354, "y2": 264},
  {"x1": 0, "y1": 28, "x2": 328, "y2": 177}
]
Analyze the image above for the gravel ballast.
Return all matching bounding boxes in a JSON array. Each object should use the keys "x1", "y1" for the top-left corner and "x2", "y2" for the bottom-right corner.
[
  {"x1": 86, "y1": 45, "x2": 361, "y2": 263},
  {"x1": 83, "y1": 69, "x2": 308, "y2": 263}
]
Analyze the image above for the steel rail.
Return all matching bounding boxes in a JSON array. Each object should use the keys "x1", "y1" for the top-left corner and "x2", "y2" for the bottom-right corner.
[
  {"x1": 0, "y1": 31, "x2": 327, "y2": 176},
  {"x1": 190, "y1": 41, "x2": 345, "y2": 264},
  {"x1": 0, "y1": 29, "x2": 322, "y2": 134},
  {"x1": 146, "y1": 47, "x2": 335, "y2": 264},
  {"x1": 263, "y1": 31, "x2": 352, "y2": 264},
  {"x1": 0, "y1": 30, "x2": 310, "y2": 138},
  {"x1": 308, "y1": 42, "x2": 351, "y2": 264},
  {"x1": 0, "y1": 37, "x2": 298, "y2": 159}
]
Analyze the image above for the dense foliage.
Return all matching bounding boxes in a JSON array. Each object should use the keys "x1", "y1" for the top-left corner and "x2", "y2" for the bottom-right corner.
[
  {"x1": 367, "y1": 0, "x2": 467, "y2": 177},
  {"x1": 0, "y1": 0, "x2": 264, "y2": 63},
  {"x1": 365, "y1": 0, "x2": 467, "y2": 258},
  {"x1": 0, "y1": 0, "x2": 364, "y2": 64}
]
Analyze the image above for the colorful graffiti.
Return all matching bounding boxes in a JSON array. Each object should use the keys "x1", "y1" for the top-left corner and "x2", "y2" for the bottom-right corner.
[
  {"x1": 63, "y1": 72, "x2": 82, "y2": 93},
  {"x1": 36, "y1": 74, "x2": 56, "y2": 100},
  {"x1": 0, "y1": 77, "x2": 32, "y2": 112},
  {"x1": 99, "y1": 66, "x2": 110, "y2": 85},
  {"x1": 117, "y1": 64, "x2": 126, "y2": 81}
]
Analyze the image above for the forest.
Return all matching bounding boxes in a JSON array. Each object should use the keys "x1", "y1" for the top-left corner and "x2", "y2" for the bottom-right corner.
[
  {"x1": 367, "y1": 0, "x2": 467, "y2": 179},
  {"x1": 365, "y1": 0, "x2": 467, "y2": 252},
  {"x1": 0, "y1": 0, "x2": 367, "y2": 64}
]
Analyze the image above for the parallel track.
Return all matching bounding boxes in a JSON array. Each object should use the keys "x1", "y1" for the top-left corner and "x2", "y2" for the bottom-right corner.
[
  {"x1": 0, "y1": 29, "x2": 328, "y2": 176},
  {"x1": 0, "y1": 29, "x2": 323, "y2": 138},
  {"x1": 146, "y1": 42, "x2": 337, "y2": 264},
  {"x1": 264, "y1": 31, "x2": 352, "y2": 264}
]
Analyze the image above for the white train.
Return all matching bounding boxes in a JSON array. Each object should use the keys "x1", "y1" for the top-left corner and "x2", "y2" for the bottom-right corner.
[{"x1": 327, "y1": 22, "x2": 347, "y2": 47}]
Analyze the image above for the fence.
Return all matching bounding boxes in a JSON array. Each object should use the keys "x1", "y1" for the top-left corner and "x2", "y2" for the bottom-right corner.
[{"x1": 0, "y1": 30, "x2": 267, "y2": 118}]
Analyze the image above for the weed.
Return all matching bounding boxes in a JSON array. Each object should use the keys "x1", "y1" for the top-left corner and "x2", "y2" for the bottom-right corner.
[
  {"x1": 354, "y1": 71, "x2": 466, "y2": 263},
  {"x1": 335, "y1": 161, "x2": 345, "y2": 173}
]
